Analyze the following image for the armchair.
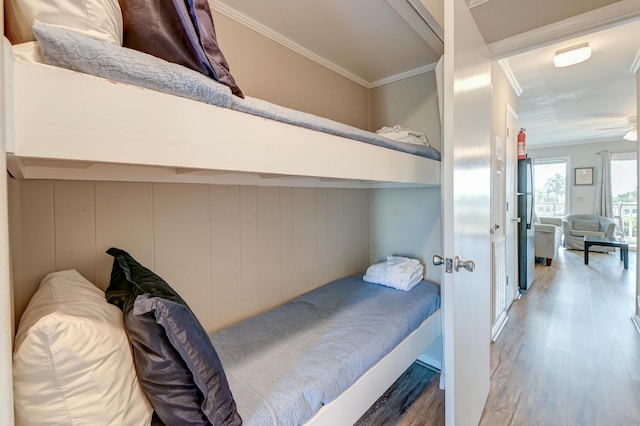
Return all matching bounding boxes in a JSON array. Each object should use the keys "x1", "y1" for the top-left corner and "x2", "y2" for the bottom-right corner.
[
  {"x1": 534, "y1": 217, "x2": 562, "y2": 266},
  {"x1": 562, "y1": 214, "x2": 617, "y2": 251}
]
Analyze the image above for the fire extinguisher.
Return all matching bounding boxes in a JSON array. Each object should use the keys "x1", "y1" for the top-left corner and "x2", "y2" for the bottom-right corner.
[{"x1": 517, "y1": 128, "x2": 526, "y2": 160}]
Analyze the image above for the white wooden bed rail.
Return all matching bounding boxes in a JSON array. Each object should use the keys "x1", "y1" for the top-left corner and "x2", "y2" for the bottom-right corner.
[{"x1": 4, "y1": 43, "x2": 440, "y2": 189}]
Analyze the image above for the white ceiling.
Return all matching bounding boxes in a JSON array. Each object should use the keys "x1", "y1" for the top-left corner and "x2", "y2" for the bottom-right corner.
[
  {"x1": 505, "y1": 19, "x2": 640, "y2": 148},
  {"x1": 212, "y1": 0, "x2": 640, "y2": 148}
]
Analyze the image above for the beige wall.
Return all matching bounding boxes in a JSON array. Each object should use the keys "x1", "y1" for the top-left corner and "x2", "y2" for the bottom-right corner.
[
  {"x1": 9, "y1": 180, "x2": 371, "y2": 332},
  {"x1": 369, "y1": 71, "x2": 442, "y2": 151},
  {"x1": 370, "y1": 187, "x2": 442, "y2": 283},
  {"x1": 470, "y1": 0, "x2": 620, "y2": 44},
  {"x1": 213, "y1": 11, "x2": 442, "y2": 139},
  {"x1": 213, "y1": 12, "x2": 370, "y2": 130},
  {"x1": 490, "y1": 62, "x2": 519, "y2": 163},
  {"x1": 490, "y1": 62, "x2": 519, "y2": 231}
]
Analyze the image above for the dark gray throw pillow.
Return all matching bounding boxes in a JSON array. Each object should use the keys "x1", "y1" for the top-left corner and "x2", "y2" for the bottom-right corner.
[
  {"x1": 118, "y1": 0, "x2": 243, "y2": 98},
  {"x1": 105, "y1": 248, "x2": 242, "y2": 426}
]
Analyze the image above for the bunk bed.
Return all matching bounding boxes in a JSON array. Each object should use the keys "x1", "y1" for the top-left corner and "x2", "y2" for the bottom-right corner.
[{"x1": 3, "y1": 1, "x2": 444, "y2": 424}]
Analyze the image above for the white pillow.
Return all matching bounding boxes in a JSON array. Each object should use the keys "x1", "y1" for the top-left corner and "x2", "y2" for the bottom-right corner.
[
  {"x1": 5, "y1": 0, "x2": 123, "y2": 45},
  {"x1": 13, "y1": 270, "x2": 153, "y2": 426},
  {"x1": 11, "y1": 41, "x2": 44, "y2": 64}
]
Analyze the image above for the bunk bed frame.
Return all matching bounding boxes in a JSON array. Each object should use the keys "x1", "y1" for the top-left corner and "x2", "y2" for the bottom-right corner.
[{"x1": 1, "y1": 34, "x2": 442, "y2": 424}]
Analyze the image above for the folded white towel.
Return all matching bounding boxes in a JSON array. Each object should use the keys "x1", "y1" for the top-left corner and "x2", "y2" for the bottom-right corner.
[
  {"x1": 363, "y1": 256, "x2": 424, "y2": 291},
  {"x1": 375, "y1": 125, "x2": 430, "y2": 146}
]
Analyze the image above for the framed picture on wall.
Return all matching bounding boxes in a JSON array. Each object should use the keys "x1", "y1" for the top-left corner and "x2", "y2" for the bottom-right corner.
[{"x1": 575, "y1": 167, "x2": 593, "y2": 185}]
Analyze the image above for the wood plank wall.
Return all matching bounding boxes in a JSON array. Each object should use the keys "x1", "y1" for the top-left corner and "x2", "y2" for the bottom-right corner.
[{"x1": 9, "y1": 179, "x2": 371, "y2": 332}]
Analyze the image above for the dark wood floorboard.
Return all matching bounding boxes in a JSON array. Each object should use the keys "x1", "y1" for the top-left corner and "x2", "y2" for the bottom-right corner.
[
  {"x1": 384, "y1": 247, "x2": 638, "y2": 426},
  {"x1": 355, "y1": 361, "x2": 438, "y2": 426}
]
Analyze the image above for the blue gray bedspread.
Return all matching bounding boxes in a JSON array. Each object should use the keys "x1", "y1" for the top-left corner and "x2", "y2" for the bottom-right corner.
[
  {"x1": 231, "y1": 96, "x2": 441, "y2": 160},
  {"x1": 32, "y1": 22, "x2": 233, "y2": 109},
  {"x1": 209, "y1": 274, "x2": 441, "y2": 426},
  {"x1": 32, "y1": 22, "x2": 441, "y2": 161}
]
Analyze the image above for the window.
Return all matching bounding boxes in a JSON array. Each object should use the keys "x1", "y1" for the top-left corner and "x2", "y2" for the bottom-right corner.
[
  {"x1": 533, "y1": 158, "x2": 569, "y2": 218},
  {"x1": 611, "y1": 152, "x2": 637, "y2": 243}
]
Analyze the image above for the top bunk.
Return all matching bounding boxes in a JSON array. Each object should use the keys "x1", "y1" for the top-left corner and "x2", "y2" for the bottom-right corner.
[{"x1": 2, "y1": 0, "x2": 442, "y2": 189}]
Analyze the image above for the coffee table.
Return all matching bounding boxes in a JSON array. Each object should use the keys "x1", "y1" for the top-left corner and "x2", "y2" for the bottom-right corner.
[{"x1": 584, "y1": 236, "x2": 629, "y2": 269}]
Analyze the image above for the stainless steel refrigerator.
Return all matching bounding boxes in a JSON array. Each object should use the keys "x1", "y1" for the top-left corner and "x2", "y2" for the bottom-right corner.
[{"x1": 518, "y1": 157, "x2": 535, "y2": 292}]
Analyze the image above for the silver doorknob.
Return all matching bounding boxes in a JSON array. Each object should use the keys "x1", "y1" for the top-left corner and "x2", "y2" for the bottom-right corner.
[
  {"x1": 454, "y1": 256, "x2": 475, "y2": 272},
  {"x1": 512, "y1": 217, "x2": 521, "y2": 223},
  {"x1": 433, "y1": 255, "x2": 444, "y2": 266}
]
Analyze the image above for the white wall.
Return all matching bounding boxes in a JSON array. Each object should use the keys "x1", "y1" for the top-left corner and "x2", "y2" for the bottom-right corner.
[{"x1": 527, "y1": 140, "x2": 637, "y2": 215}]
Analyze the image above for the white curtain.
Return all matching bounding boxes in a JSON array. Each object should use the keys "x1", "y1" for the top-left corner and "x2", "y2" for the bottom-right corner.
[{"x1": 594, "y1": 150, "x2": 613, "y2": 217}]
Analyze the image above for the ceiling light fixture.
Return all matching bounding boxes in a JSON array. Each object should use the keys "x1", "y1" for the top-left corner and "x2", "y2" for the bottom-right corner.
[{"x1": 553, "y1": 42, "x2": 591, "y2": 68}]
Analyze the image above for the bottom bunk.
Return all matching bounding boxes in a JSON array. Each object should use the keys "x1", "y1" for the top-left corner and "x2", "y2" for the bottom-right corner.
[
  {"x1": 12, "y1": 250, "x2": 441, "y2": 426},
  {"x1": 211, "y1": 273, "x2": 442, "y2": 425}
]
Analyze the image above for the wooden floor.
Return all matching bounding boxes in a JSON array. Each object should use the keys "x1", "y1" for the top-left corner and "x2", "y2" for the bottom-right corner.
[{"x1": 395, "y1": 247, "x2": 639, "y2": 426}]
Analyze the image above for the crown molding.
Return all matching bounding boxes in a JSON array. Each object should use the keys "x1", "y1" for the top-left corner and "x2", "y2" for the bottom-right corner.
[
  {"x1": 210, "y1": 0, "x2": 371, "y2": 88},
  {"x1": 370, "y1": 63, "x2": 437, "y2": 88},
  {"x1": 488, "y1": 0, "x2": 640, "y2": 60},
  {"x1": 497, "y1": 59, "x2": 522, "y2": 96},
  {"x1": 211, "y1": 0, "x2": 437, "y2": 89}
]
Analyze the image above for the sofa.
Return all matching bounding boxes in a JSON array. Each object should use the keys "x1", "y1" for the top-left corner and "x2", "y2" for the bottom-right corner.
[
  {"x1": 534, "y1": 217, "x2": 562, "y2": 266},
  {"x1": 562, "y1": 214, "x2": 617, "y2": 251}
]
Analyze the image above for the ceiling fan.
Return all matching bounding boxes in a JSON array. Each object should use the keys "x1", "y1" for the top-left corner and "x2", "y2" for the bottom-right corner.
[{"x1": 595, "y1": 116, "x2": 637, "y2": 141}]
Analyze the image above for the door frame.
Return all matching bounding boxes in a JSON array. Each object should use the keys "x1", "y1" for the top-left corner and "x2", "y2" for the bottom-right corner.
[{"x1": 505, "y1": 104, "x2": 519, "y2": 305}]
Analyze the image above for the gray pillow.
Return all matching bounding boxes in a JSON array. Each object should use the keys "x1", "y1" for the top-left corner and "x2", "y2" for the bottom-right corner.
[{"x1": 105, "y1": 248, "x2": 242, "y2": 426}]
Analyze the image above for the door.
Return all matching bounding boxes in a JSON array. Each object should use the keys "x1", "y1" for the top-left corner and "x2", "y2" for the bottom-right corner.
[
  {"x1": 441, "y1": 0, "x2": 492, "y2": 424},
  {"x1": 505, "y1": 105, "x2": 519, "y2": 305}
]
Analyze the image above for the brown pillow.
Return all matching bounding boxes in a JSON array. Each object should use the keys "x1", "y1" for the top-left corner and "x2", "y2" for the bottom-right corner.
[{"x1": 119, "y1": 0, "x2": 243, "y2": 97}]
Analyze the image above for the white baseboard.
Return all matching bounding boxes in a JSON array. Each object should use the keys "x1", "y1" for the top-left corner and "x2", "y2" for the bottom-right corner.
[
  {"x1": 418, "y1": 335, "x2": 442, "y2": 371},
  {"x1": 491, "y1": 312, "x2": 508, "y2": 342}
]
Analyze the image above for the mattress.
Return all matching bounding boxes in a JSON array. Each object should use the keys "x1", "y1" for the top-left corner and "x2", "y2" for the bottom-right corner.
[{"x1": 209, "y1": 274, "x2": 441, "y2": 426}]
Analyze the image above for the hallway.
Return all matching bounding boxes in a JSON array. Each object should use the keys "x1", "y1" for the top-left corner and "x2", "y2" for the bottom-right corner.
[
  {"x1": 395, "y1": 247, "x2": 639, "y2": 425},
  {"x1": 480, "y1": 248, "x2": 639, "y2": 425}
]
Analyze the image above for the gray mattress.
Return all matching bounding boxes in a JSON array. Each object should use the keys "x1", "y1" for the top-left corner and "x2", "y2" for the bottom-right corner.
[
  {"x1": 231, "y1": 95, "x2": 441, "y2": 160},
  {"x1": 32, "y1": 22, "x2": 441, "y2": 161},
  {"x1": 209, "y1": 274, "x2": 441, "y2": 426}
]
